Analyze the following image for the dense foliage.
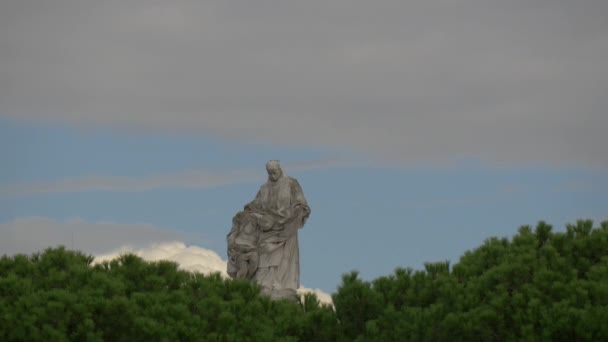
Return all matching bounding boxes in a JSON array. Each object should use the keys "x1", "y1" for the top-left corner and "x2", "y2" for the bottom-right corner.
[
  {"x1": 1, "y1": 220, "x2": 607, "y2": 341},
  {"x1": 334, "y1": 220, "x2": 608, "y2": 341}
]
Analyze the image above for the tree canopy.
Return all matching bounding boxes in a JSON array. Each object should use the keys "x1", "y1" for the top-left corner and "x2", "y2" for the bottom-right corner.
[{"x1": 1, "y1": 220, "x2": 607, "y2": 341}]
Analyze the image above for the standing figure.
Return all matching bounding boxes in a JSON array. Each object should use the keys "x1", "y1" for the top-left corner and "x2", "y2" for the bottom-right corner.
[{"x1": 227, "y1": 160, "x2": 311, "y2": 301}]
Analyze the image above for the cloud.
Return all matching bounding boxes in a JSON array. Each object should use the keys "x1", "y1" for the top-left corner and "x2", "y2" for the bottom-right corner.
[
  {"x1": 1, "y1": 1, "x2": 606, "y2": 166},
  {"x1": 0, "y1": 217, "x2": 333, "y2": 304},
  {"x1": 0, "y1": 158, "x2": 350, "y2": 196},
  {"x1": 95, "y1": 241, "x2": 333, "y2": 304},
  {"x1": 298, "y1": 287, "x2": 333, "y2": 306},
  {"x1": 0, "y1": 217, "x2": 183, "y2": 255},
  {"x1": 95, "y1": 241, "x2": 228, "y2": 275},
  {"x1": 0, "y1": 170, "x2": 260, "y2": 196}
]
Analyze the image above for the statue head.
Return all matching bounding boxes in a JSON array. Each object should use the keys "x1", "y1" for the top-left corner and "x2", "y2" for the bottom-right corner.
[{"x1": 266, "y1": 160, "x2": 283, "y2": 182}]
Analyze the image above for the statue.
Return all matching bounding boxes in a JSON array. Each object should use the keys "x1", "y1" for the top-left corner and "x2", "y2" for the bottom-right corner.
[{"x1": 227, "y1": 160, "x2": 311, "y2": 301}]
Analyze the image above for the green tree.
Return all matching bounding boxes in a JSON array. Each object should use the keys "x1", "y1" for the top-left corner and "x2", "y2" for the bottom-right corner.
[{"x1": 1, "y1": 220, "x2": 606, "y2": 341}]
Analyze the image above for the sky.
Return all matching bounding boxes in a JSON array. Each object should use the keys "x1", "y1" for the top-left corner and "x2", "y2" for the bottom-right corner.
[{"x1": 1, "y1": 0, "x2": 607, "y2": 294}]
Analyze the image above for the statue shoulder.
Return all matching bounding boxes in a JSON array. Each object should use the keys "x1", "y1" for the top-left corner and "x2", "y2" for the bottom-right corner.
[
  {"x1": 285, "y1": 176, "x2": 306, "y2": 195},
  {"x1": 284, "y1": 176, "x2": 301, "y2": 186}
]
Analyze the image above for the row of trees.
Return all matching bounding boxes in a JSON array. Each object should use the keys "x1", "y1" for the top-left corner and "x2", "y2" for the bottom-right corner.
[{"x1": 1, "y1": 220, "x2": 607, "y2": 341}]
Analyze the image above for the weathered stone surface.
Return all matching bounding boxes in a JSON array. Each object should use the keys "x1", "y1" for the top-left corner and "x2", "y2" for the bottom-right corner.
[{"x1": 227, "y1": 160, "x2": 310, "y2": 301}]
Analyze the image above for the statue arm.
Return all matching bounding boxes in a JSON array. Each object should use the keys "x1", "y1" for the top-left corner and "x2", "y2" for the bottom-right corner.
[{"x1": 291, "y1": 179, "x2": 311, "y2": 214}]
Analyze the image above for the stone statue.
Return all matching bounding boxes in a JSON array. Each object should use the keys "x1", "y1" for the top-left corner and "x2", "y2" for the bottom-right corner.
[{"x1": 227, "y1": 160, "x2": 311, "y2": 301}]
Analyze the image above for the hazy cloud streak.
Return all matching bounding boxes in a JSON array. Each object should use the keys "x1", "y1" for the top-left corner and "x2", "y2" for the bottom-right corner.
[
  {"x1": 0, "y1": 158, "x2": 349, "y2": 196},
  {"x1": 0, "y1": 217, "x2": 183, "y2": 255},
  {"x1": 0, "y1": 170, "x2": 260, "y2": 196}
]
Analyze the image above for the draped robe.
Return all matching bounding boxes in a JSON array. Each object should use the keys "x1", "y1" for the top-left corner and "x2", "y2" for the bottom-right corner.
[{"x1": 228, "y1": 174, "x2": 310, "y2": 300}]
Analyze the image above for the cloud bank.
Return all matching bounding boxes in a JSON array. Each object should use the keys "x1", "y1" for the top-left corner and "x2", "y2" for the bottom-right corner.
[
  {"x1": 95, "y1": 241, "x2": 228, "y2": 276},
  {"x1": 95, "y1": 242, "x2": 333, "y2": 304},
  {"x1": 0, "y1": 217, "x2": 332, "y2": 304},
  {"x1": 1, "y1": 1, "x2": 606, "y2": 166}
]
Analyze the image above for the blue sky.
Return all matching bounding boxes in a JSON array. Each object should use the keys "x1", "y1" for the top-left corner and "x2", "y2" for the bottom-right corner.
[
  {"x1": 2, "y1": 118, "x2": 606, "y2": 293},
  {"x1": 1, "y1": 1, "x2": 607, "y2": 294}
]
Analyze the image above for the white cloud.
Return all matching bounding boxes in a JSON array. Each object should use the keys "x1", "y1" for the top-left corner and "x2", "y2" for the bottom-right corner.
[
  {"x1": 0, "y1": 217, "x2": 332, "y2": 304},
  {"x1": 95, "y1": 241, "x2": 229, "y2": 275},
  {"x1": 1, "y1": 1, "x2": 606, "y2": 166},
  {"x1": 298, "y1": 287, "x2": 333, "y2": 306},
  {"x1": 95, "y1": 241, "x2": 333, "y2": 305}
]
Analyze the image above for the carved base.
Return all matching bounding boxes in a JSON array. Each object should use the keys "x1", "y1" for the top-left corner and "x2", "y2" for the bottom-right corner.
[{"x1": 261, "y1": 287, "x2": 299, "y2": 303}]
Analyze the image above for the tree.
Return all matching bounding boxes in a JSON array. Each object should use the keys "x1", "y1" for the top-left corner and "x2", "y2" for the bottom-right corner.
[{"x1": 0, "y1": 220, "x2": 606, "y2": 340}]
